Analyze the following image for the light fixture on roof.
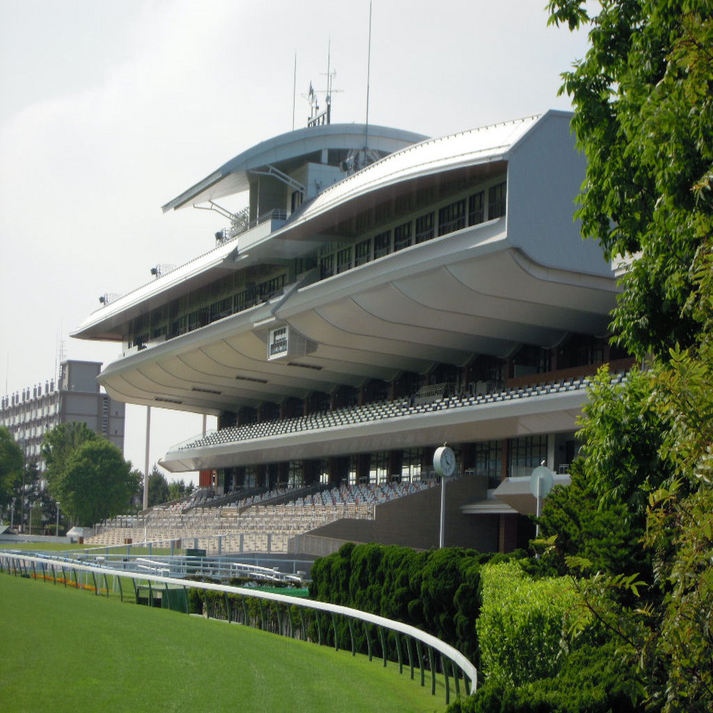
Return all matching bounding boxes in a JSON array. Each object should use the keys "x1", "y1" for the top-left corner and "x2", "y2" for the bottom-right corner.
[{"x1": 150, "y1": 264, "x2": 176, "y2": 279}]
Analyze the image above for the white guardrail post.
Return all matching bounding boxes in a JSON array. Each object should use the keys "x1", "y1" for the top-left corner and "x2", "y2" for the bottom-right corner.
[{"x1": 0, "y1": 551, "x2": 477, "y2": 701}]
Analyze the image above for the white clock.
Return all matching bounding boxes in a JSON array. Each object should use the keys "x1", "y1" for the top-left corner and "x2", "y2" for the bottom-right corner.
[{"x1": 433, "y1": 446, "x2": 456, "y2": 477}]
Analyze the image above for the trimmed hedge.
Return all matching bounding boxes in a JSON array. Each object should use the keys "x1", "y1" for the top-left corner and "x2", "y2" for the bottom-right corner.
[
  {"x1": 309, "y1": 543, "x2": 490, "y2": 662},
  {"x1": 476, "y1": 561, "x2": 577, "y2": 688},
  {"x1": 447, "y1": 639, "x2": 644, "y2": 713}
]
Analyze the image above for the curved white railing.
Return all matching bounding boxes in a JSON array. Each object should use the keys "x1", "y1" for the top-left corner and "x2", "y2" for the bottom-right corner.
[{"x1": 1, "y1": 552, "x2": 477, "y2": 701}]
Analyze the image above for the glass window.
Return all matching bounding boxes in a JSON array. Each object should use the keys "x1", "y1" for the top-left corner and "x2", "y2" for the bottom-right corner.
[
  {"x1": 415, "y1": 212, "x2": 434, "y2": 243},
  {"x1": 488, "y1": 182, "x2": 506, "y2": 219},
  {"x1": 337, "y1": 247, "x2": 352, "y2": 274},
  {"x1": 438, "y1": 199, "x2": 466, "y2": 236},
  {"x1": 355, "y1": 238, "x2": 372, "y2": 266},
  {"x1": 320, "y1": 254, "x2": 335, "y2": 279},
  {"x1": 508, "y1": 435, "x2": 548, "y2": 478},
  {"x1": 370, "y1": 451, "x2": 390, "y2": 484},
  {"x1": 469, "y1": 191, "x2": 484, "y2": 225},
  {"x1": 394, "y1": 222, "x2": 412, "y2": 251},
  {"x1": 373, "y1": 230, "x2": 392, "y2": 259},
  {"x1": 401, "y1": 448, "x2": 423, "y2": 482},
  {"x1": 473, "y1": 440, "x2": 502, "y2": 488}
]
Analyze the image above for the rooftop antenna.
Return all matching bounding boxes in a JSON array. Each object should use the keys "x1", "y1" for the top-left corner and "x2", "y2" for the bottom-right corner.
[
  {"x1": 305, "y1": 41, "x2": 341, "y2": 127},
  {"x1": 292, "y1": 51, "x2": 297, "y2": 131},
  {"x1": 322, "y1": 38, "x2": 335, "y2": 124},
  {"x1": 364, "y1": 0, "x2": 373, "y2": 149},
  {"x1": 56, "y1": 334, "x2": 66, "y2": 379}
]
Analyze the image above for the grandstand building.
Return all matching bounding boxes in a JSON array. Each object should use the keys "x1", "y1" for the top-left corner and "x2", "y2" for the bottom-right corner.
[
  {"x1": 0, "y1": 360, "x2": 125, "y2": 470},
  {"x1": 74, "y1": 111, "x2": 627, "y2": 554}
]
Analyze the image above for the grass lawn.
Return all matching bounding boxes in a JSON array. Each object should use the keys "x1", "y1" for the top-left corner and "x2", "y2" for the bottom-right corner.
[
  {"x1": 0, "y1": 541, "x2": 90, "y2": 551},
  {"x1": 0, "y1": 574, "x2": 448, "y2": 713}
]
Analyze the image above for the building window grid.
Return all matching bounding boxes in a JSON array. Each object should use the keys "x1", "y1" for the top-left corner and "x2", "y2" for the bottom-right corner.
[
  {"x1": 488, "y1": 182, "x2": 506, "y2": 219},
  {"x1": 336, "y1": 247, "x2": 353, "y2": 274},
  {"x1": 373, "y1": 230, "x2": 392, "y2": 259},
  {"x1": 469, "y1": 191, "x2": 484, "y2": 225},
  {"x1": 438, "y1": 199, "x2": 467, "y2": 236},
  {"x1": 369, "y1": 451, "x2": 390, "y2": 484},
  {"x1": 393, "y1": 222, "x2": 412, "y2": 251},
  {"x1": 354, "y1": 238, "x2": 372, "y2": 266},
  {"x1": 415, "y1": 212, "x2": 435, "y2": 243},
  {"x1": 127, "y1": 178, "x2": 506, "y2": 347},
  {"x1": 401, "y1": 448, "x2": 423, "y2": 482},
  {"x1": 508, "y1": 435, "x2": 548, "y2": 478},
  {"x1": 473, "y1": 440, "x2": 502, "y2": 488}
]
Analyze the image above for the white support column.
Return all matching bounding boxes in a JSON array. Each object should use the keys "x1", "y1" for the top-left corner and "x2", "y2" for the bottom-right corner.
[
  {"x1": 547, "y1": 433, "x2": 556, "y2": 471},
  {"x1": 143, "y1": 406, "x2": 151, "y2": 511}
]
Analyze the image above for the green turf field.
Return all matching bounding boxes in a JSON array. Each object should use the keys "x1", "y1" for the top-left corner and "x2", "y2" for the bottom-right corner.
[
  {"x1": 0, "y1": 541, "x2": 89, "y2": 551},
  {"x1": 0, "y1": 573, "x2": 448, "y2": 713}
]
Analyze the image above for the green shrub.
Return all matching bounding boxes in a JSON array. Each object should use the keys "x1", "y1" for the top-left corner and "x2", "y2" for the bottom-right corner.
[
  {"x1": 309, "y1": 543, "x2": 486, "y2": 661},
  {"x1": 476, "y1": 561, "x2": 577, "y2": 688},
  {"x1": 447, "y1": 638, "x2": 644, "y2": 713}
]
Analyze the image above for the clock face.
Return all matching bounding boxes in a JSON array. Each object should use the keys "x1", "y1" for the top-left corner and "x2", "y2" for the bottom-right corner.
[
  {"x1": 434, "y1": 446, "x2": 456, "y2": 477},
  {"x1": 443, "y1": 449, "x2": 455, "y2": 474}
]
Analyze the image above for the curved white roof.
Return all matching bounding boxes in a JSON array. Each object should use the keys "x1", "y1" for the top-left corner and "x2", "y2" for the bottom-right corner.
[
  {"x1": 290, "y1": 114, "x2": 543, "y2": 226},
  {"x1": 162, "y1": 123, "x2": 426, "y2": 212}
]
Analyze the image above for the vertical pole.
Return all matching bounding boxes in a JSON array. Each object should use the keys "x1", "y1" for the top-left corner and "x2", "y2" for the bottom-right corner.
[
  {"x1": 439, "y1": 475, "x2": 447, "y2": 548},
  {"x1": 331, "y1": 613, "x2": 338, "y2": 651},
  {"x1": 292, "y1": 52, "x2": 297, "y2": 131},
  {"x1": 429, "y1": 647, "x2": 436, "y2": 696},
  {"x1": 348, "y1": 618, "x2": 356, "y2": 655},
  {"x1": 143, "y1": 406, "x2": 151, "y2": 512},
  {"x1": 378, "y1": 626, "x2": 387, "y2": 667},
  {"x1": 364, "y1": 0, "x2": 372, "y2": 149},
  {"x1": 406, "y1": 636, "x2": 414, "y2": 680},
  {"x1": 443, "y1": 654, "x2": 450, "y2": 705}
]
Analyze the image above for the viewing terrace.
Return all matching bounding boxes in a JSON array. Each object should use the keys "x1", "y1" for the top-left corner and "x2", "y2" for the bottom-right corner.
[
  {"x1": 86, "y1": 481, "x2": 436, "y2": 554},
  {"x1": 174, "y1": 368, "x2": 629, "y2": 454}
]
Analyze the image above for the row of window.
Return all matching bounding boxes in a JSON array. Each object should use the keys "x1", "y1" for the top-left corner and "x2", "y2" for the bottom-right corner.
[
  {"x1": 227, "y1": 434, "x2": 558, "y2": 490},
  {"x1": 319, "y1": 182, "x2": 506, "y2": 279},
  {"x1": 0, "y1": 404, "x2": 59, "y2": 426},
  {"x1": 130, "y1": 274, "x2": 288, "y2": 348},
  {"x1": 127, "y1": 179, "x2": 506, "y2": 347}
]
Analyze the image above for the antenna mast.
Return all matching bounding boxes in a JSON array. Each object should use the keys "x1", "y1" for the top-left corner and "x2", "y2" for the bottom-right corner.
[
  {"x1": 306, "y1": 41, "x2": 340, "y2": 128},
  {"x1": 364, "y1": 0, "x2": 372, "y2": 149},
  {"x1": 292, "y1": 51, "x2": 297, "y2": 131}
]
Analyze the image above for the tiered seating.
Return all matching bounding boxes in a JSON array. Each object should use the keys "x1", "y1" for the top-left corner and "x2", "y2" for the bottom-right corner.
[
  {"x1": 85, "y1": 480, "x2": 432, "y2": 554},
  {"x1": 179, "y1": 371, "x2": 627, "y2": 452}
]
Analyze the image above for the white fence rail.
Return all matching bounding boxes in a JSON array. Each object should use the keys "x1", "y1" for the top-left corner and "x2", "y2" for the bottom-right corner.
[{"x1": 1, "y1": 551, "x2": 477, "y2": 702}]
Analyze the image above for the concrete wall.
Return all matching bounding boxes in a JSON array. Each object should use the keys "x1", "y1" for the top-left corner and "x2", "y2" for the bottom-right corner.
[
  {"x1": 507, "y1": 111, "x2": 612, "y2": 277},
  {"x1": 299, "y1": 475, "x2": 499, "y2": 553},
  {"x1": 61, "y1": 361, "x2": 100, "y2": 393}
]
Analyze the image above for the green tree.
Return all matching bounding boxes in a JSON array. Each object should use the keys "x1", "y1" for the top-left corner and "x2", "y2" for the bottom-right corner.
[
  {"x1": 0, "y1": 426, "x2": 23, "y2": 511},
  {"x1": 54, "y1": 439, "x2": 139, "y2": 526},
  {"x1": 547, "y1": 0, "x2": 713, "y2": 359},
  {"x1": 168, "y1": 479, "x2": 194, "y2": 501},
  {"x1": 147, "y1": 466, "x2": 171, "y2": 506},
  {"x1": 536, "y1": 3, "x2": 713, "y2": 711},
  {"x1": 42, "y1": 422, "x2": 98, "y2": 499}
]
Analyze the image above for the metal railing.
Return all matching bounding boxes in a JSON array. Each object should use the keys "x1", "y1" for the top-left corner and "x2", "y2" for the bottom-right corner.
[{"x1": 1, "y1": 551, "x2": 476, "y2": 703}]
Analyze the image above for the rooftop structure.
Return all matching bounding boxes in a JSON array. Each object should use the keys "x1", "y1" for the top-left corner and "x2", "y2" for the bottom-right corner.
[
  {"x1": 74, "y1": 111, "x2": 625, "y2": 552},
  {"x1": 0, "y1": 360, "x2": 125, "y2": 470}
]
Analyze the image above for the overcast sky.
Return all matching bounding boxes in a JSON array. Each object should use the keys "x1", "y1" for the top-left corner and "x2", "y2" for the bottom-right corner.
[{"x1": 0, "y1": 0, "x2": 591, "y2": 483}]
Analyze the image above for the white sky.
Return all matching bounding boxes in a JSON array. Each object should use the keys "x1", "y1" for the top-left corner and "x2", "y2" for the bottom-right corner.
[{"x1": 0, "y1": 0, "x2": 590, "y2": 484}]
